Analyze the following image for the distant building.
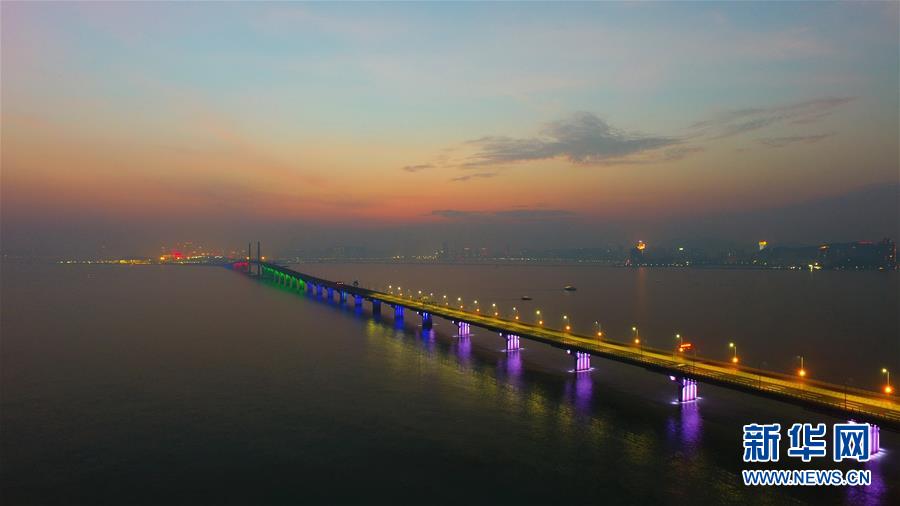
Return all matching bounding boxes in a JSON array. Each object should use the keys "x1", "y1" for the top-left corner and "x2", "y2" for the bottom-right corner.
[{"x1": 817, "y1": 239, "x2": 896, "y2": 270}]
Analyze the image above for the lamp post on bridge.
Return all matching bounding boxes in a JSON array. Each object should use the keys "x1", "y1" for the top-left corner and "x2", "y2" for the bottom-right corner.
[
  {"x1": 796, "y1": 355, "x2": 807, "y2": 378},
  {"x1": 632, "y1": 326, "x2": 642, "y2": 359}
]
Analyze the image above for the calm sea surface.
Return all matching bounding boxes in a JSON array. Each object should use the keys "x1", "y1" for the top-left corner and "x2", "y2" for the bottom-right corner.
[{"x1": 2, "y1": 262, "x2": 898, "y2": 505}]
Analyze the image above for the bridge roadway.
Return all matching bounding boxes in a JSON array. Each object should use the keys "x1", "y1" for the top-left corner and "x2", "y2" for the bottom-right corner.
[{"x1": 256, "y1": 262, "x2": 900, "y2": 430}]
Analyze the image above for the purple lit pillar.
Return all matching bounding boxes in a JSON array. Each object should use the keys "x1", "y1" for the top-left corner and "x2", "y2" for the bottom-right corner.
[
  {"x1": 566, "y1": 350, "x2": 590, "y2": 371},
  {"x1": 505, "y1": 333, "x2": 520, "y2": 351},
  {"x1": 871, "y1": 424, "x2": 881, "y2": 455},
  {"x1": 671, "y1": 376, "x2": 698, "y2": 403},
  {"x1": 574, "y1": 351, "x2": 591, "y2": 372},
  {"x1": 457, "y1": 321, "x2": 471, "y2": 336}
]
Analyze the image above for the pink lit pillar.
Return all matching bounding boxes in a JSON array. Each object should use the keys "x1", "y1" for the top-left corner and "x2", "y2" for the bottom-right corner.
[{"x1": 671, "y1": 376, "x2": 698, "y2": 402}]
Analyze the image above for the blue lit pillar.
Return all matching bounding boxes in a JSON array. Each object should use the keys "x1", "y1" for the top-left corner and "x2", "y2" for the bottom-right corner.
[
  {"x1": 339, "y1": 291, "x2": 347, "y2": 303},
  {"x1": 393, "y1": 304, "x2": 403, "y2": 320},
  {"x1": 371, "y1": 299, "x2": 382, "y2": 316},
  {"x1": 327, "y1": 287, "x2": 334, "y2": 300},
  {"x1": 316, "y1": 284, "x2": 323, "y2": 297},
  {"x1": 354, "y1": 294, "x2": 363, "y2": 306},
  {"x1": 421, "y1": 312, "x2": 433, "y2": 330}
]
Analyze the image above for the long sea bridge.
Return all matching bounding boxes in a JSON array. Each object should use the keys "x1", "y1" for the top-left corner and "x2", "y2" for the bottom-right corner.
[{"x1": 235, "y1": 258, "x2": 899, "y2": 442}]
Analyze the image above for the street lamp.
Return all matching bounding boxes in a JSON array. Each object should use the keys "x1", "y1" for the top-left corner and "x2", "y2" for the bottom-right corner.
[
  {"x1": 632, "y1": 326, "x2": 639, "y2": 344},
  {"x1": 474, "y1": 300, "x2": 480, "y2": 313},
  {"x1": 883, "y1": 368, "x2": 893, "y2": 395},
  {"x1": 512, "y1": 306, "x2": 519, "y2": 320},
  {"x1": 492, "y1": 302, "x2": 498, "y2": 317},
  {"x1": 536, "y1": 309, "x2": 543, "y2": 326},
  {"x1": 563, "y1": 315, "x2": 571, "y2": 332},
  {"x1": 593, "y1": 321, "x2": 603, "y2": 339},
  {"x1": 675, "y1": 333, "x2": 683, "y2": 350},
  {"x1": 729, "y1": 342, "x2": 739, "y2": 364},
  {"x1": 797, "y1": 356, "x2": 807, "y2": 378}
]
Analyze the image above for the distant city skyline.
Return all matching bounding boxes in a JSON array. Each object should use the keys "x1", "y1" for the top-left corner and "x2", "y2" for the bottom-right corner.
[{"x1": 2, "y1": 1, "x2": 897, "y2": 257}]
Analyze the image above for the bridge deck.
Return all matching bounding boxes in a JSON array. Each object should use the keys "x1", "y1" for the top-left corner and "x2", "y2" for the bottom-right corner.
[{"x1": 257, "y1": 262, "x2": 900, "y2": 429}]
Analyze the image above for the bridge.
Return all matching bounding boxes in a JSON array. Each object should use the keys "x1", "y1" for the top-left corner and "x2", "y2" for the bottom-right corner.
[{"x1": 238, "y1": 259, "x2": 899, "y2": 442}]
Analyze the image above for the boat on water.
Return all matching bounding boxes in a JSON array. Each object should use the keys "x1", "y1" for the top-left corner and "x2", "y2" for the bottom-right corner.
[
  {"x1": 520, "y1": 295, "x2": 533, "y2": 301},
  {"x1": 563, "y1": 285, "x2": 577, "y2": 291}
]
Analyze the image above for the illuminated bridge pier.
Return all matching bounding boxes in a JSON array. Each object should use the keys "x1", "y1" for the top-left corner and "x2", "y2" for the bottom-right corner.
[
  {"x1": 247, "y1": 261, "x2": 900, "y2": 432},
  {"x1": 671, "y1": 376, "x2": 698, "y2": 403},
  {"x1": 575, "y1": 351, "x2": 591, "y2": 372},
  {"x1": 505, "y1": 333, "x2": 521, "y2": 352},
  {"x1": 419, "y1": 312, "x2": 433, "y2": 330},
  {"x1": 872, "y1": 424, "x2": 881, "y2": 454}
]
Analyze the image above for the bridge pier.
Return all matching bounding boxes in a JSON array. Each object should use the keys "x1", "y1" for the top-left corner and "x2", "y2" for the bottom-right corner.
[
  {"x1": 316, "y1": 284, "x2": 323, "y2": 297},
  {"x1": 420, "y1": 312, "x2": 433, "y2": 330},
  {"x1": 505, "y1": 333, "x2": 520, "y2": 351},
  {"x1": 354, "y1": 294, "x2": 363, "y2": 306},
  {"x1": 393, "y1": 304, "x2": 404, "y2": 320},
  {"x1": 457, "y1": 321, "x2": 471, "y2": 337},
  {"x1": 371, "y1": 299, "x2": 382, "y2": 317},
  {"x1": 567, "y1": 350, "x2": 591, "y2": 372},
  {"x1": 872, "y1": 424, "x2": 881, "y2": 455},
  {"x1": 327, "y1": 287, "x2": 334, "y2": 300},
  {"x1": 671, "y1": 376, "x2": 698, "y2": 403},
  {"x1": 339, "y1": 291, "x2": 347, "y2": 304}
]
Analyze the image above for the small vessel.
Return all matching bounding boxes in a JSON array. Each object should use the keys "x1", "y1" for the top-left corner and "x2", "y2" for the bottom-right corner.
[
  {"x1": 563, "y1": 285, "x2": 577, "y2": 291},
  {"x1": 520, "y1": 295, "x2": 533, "y2": 301}
]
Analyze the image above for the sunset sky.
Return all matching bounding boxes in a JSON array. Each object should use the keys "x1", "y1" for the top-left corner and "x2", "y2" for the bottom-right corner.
[{"x1": 2, "y1": 1, "x2": 898, "y2": 256}]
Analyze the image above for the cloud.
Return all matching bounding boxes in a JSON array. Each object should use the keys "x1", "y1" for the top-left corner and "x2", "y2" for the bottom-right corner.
[
  {"x1": 691, "y1": 97, "x2": 852, "y2": 138},
  {"x1": 450, "y1": 172, "x2": 497, "y2": 182},
  {"x1": 401, "y1": 164, "x2": 433, "y2": 173},
  {"x1": 758, "y1": 133, "x2": 834, "y2": 148},
  {"x1": 462, "y1": 112, "x2": 678, "y2": 167},
  {"x1": 430, "y1": 208, "x2": 575, "y2": 222}
]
